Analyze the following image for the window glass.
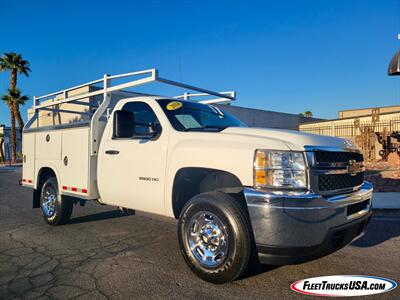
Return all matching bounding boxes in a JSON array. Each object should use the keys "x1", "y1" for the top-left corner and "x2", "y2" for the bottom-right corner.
[
  {"x1": 121, "y1": 102, "x2": 160, "y2": 135},
  {"x1": 157, "y1": 99, "x2": 246, "y2": 132}
]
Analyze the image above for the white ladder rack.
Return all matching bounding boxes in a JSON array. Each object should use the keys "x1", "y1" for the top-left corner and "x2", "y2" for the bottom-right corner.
[
  {"x1": 26, "y1": 68, "x2": 236, "y2": 156},
  {"x1": 32, "y1": 68, "x2": 235, "y2": 111}
]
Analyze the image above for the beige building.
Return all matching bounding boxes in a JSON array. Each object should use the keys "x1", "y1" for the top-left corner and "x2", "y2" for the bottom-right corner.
[{"x1": 338, "y1": 105, "x2": 400, "y2": 119}]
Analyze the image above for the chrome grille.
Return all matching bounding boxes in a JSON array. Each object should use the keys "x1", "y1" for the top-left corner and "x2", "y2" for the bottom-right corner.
[{"x1": 307, "y1": 149, "x2": 365, "y2": 195}]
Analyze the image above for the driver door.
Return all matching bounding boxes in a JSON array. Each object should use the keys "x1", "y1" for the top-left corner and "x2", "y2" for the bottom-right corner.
[{"x1": 98, "y1": 101, "x2": 168, "y2": 215}]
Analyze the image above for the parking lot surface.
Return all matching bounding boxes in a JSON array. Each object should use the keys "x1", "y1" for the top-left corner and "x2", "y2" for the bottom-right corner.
[{"x1": 0, "y1": 167, "x2": 399, "y2": 299}]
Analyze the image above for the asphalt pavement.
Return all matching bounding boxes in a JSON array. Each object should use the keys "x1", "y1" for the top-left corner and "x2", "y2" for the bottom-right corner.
[{"x1": 0, "y1": 166, "x2": 399, "y2": 299}]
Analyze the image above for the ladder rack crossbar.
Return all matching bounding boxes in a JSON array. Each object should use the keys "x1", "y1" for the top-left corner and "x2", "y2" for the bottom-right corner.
[
  {"x1": 156, "y1": 77, "x2": 234, "y2": 101},
  {"x1": 174, "y1": 91, "x2": 235, "y2": 100},
  {"x1": 107, "y1": 69, "x2": 157, "y2": 80}
]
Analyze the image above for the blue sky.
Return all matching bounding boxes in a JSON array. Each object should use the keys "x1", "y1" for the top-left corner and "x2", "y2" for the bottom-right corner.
[{"x1": 0, "y1": 0, "x2": 399, "y2": 125}]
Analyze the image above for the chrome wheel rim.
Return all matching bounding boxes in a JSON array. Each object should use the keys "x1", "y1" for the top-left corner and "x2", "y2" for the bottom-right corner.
[
  {"x1": 42, "y1": 184, "x2": 57, "y2": 218},
  {"x1": 188, "y1": 211, "x2": 229, "y2": 267}
]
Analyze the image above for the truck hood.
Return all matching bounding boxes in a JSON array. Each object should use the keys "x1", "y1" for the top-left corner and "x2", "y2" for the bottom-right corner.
[{"x1": 221, "y1": 127, "x2": 355, "y2": 151}]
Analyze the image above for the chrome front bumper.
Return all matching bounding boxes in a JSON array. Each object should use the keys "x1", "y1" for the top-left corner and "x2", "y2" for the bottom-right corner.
[{"x1": 244, "y1": 181, "x2": 373, "y2": 264}]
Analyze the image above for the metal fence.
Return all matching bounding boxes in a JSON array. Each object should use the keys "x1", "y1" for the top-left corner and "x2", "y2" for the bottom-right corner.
[{"x1": 300, "y1": 117, "x2": 400, "y2": 161}]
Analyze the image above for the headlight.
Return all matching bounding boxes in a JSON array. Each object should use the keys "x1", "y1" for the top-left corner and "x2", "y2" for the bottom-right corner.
[{"x1": 253, "y1": 150, "x2": 307, "y2": 189}]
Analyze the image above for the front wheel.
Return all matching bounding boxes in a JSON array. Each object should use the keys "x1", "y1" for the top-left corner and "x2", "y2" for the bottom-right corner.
[
  {"x1": 40, "y1": 177, "x2": 73, "y2": 225},
  {"x1": 178, "y1": 192, "x2": 251, "y2": 284}
]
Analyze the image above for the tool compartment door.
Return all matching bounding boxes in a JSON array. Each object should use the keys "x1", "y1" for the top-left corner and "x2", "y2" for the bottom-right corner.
[
  {"x1": 61, "y1": 127, "x2": 90, "y2": 195},
  {"x1": 35, "y1": 131, "x2": 62, "y2": 160}
]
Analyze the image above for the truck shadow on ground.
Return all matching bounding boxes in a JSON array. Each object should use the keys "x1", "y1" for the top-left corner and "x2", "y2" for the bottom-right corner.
[
  {"x1": 69, "y1": 210, "x2": 129, "y2": 224},
  {"x1": 241, "y1": 261, "x2": 280, "y2": 280},
  {"x1": 351, "y1": 218, "x2": 400, "y2": 248}
]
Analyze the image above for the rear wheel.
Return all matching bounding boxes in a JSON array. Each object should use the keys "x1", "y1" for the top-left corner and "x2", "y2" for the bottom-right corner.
[
  {"x1": 178, "y1": 192, "x2": 251, "y2": 284},
  {"x1": 40, "y1": 177, "x2": 73, "y2": 225}
]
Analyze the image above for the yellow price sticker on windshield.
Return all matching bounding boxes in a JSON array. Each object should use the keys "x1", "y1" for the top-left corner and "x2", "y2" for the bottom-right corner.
[{"x1": 167, "y1": 101, "x2": 182, "y2": 111}]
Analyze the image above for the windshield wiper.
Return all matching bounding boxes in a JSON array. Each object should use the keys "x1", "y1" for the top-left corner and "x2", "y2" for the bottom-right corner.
[
  {"x1": 183, "y1": 126, "x2": 227, "y2": 132},
  {"x1": 204, "y1": 125, "x2": 227, "y2": 130}
]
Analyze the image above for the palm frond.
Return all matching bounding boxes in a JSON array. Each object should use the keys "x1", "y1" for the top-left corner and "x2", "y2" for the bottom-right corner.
[
  {"x1": 1, "y1": 94, "x2": 11, "y2": 101},
  {"x1": 1, "y1": 88, "x2": 29, "y2": 105},
  {"x1": 0, "y1": 52, "x2": 31, "y2": 76}
]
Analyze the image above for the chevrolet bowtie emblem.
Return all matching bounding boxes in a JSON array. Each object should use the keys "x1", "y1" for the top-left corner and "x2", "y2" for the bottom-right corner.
[{"x1": 348, "y1": 159, "x2": 361, "y2": 175}]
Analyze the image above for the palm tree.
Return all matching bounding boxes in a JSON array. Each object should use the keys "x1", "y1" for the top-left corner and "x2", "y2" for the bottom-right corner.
[
  {"x1": 0, "y1": 52, "x2": 31, "y2": 135},
  {"x1": 2, "y1": 89, "x2": 29, "y2": 136},
  {"x1": 11, "y1": 89, "x2": 28, "y2": 136},
  {"x1": 1, "y1": 89, "x2": 29, "y2": 162}
]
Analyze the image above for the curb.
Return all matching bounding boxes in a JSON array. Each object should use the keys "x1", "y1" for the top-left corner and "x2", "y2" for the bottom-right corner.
[{"x1": 372, "y1": 192, "x2": 400, "y2": 210}]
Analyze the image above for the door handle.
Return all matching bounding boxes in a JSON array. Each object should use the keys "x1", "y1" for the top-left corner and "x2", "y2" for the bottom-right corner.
[{"x1": 105, "y1": 150, "x2": 119, "y2": 155}]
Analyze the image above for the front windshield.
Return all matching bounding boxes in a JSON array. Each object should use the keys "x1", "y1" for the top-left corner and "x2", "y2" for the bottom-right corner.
[{"x1": 157, "y1": 99, "x2": 246, "y2": 132}]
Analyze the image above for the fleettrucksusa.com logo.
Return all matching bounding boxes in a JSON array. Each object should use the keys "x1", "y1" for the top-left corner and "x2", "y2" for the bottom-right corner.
[{"x1": 291, "y1": 275, "x2": 397, "y2": 297}]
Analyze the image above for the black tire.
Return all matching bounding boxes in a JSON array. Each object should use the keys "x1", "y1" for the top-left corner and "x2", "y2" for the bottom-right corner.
[
  {"x1": 178, "y1": 192, "x2": 251, "y2": 284},
  {"x1": 40, "y1": 176, "x2": 73, "y2": 225},
  {"x1": 120, "y1": 207, "x2": 135, "y2": 215}
]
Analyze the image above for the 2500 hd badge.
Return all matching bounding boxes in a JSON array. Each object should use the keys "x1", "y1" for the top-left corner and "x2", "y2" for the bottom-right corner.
[{"x1": 139, "y1": 177, "x2": 159, "y2": 182}]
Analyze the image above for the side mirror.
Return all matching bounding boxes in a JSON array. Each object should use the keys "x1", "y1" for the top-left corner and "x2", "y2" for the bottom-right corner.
[
  {"x1": 150, "y1": 123, "x2": 162, "y2": 139},
  {"x1": 113, "y1": 110, "x2": 135, "y2": 138},
  {"x1": 135, "y1": 122, "x2": 162, "y2": 140}
]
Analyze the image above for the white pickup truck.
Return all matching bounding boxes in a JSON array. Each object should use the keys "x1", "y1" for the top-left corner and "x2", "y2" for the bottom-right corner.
[{"x1": 21, "y1": 69, "x2": 373, "y2": 283}]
